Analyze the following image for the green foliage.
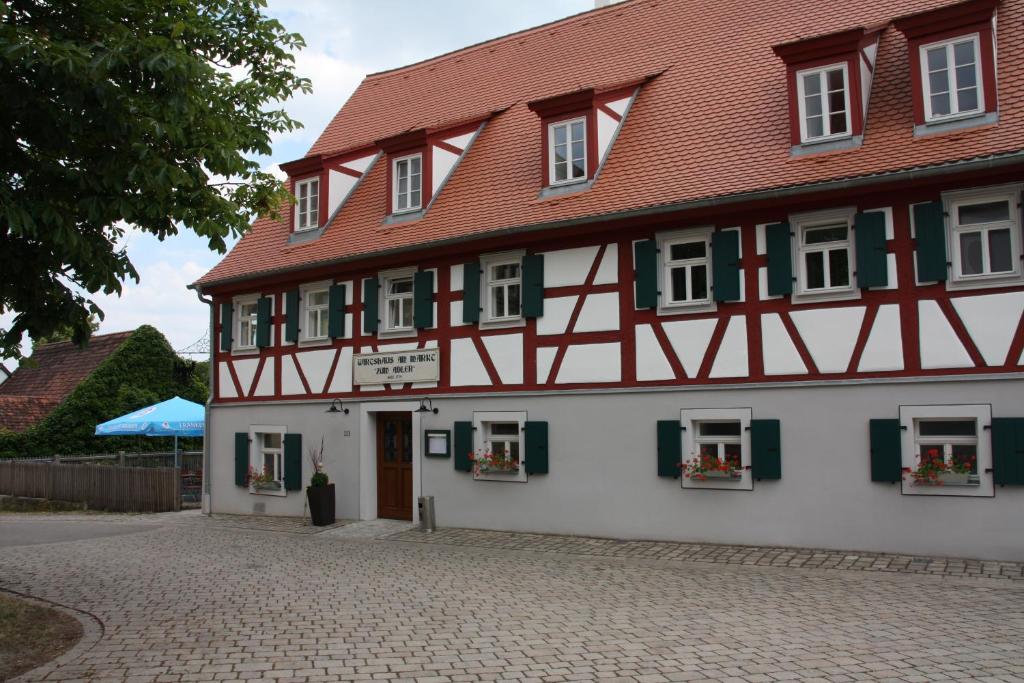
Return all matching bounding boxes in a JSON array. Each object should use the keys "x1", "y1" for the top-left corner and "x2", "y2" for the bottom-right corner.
[
  {"x1": 32, "y1": 315, "x2": 101, "y2": 349},
  {"x1": 1, "y1": 325, "x2": 208, "y2": 457},
  {"x1": 310, "y1": 471, "x2": 329, "y2": 487},
  {"x1": 0, "y1": 0, "x2": 311, "y2": 359}
]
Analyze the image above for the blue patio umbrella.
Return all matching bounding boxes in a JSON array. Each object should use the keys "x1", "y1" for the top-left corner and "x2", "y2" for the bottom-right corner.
[{"x1": 95, "y1": 397, "x2": 205, "y2": 466}]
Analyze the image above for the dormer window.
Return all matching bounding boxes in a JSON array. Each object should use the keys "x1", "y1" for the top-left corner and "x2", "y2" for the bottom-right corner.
[
  {"x1": 295, "y1": 178, "x2": 319, "y2": 231},
  {"x1": 548, "y1": 118, "x2": 587, "y2": 185},
  {"x1": 392, "y1": 153, "x2": 422, "y2": 213},
  {"x1": 894, "y1": 0, "x2": 998, "y2": 134},
  {"x1": 921, "y1": 35, "x2": 982, "y2": 122},
  {"x1": 796, "y1": 63, "x2": 850, "y2": 142}
]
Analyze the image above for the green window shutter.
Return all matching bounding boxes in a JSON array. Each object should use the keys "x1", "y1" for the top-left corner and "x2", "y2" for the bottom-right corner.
[
  {"x1": 413, "y1": 270, "x2": 435, "y2": 329},
  {"x1": 453, "y1": 421, "x2": 473, "y2": 472},
  {"x1": 854, "y1": 212, "x2": 888, "y2": 289},
  {"x1": 711, "y1": 230, "x2": 741, "y2": 302},
  {"x1": 284, "y1": 290, "x2": 300, "y2": 343},
  {"x1": 525, "y1": 421, "x2": 549, "y2": 475},
  {"x1": 220, "y1": 302, "x2": 233, "y2": 352},
  {"x1": 283, "y1": 433, "x2": 302, "y2": 491},
  {"x1": 765, "y1": 222, "x2": 793, "y2": 296},
  {"x1": 634, "y1": 239, "x2": 659, "y2": 309},
  {"x1": 992, "y1": 418, "x2": 1024, "y2": 486},
  {"x1": 362, "y1": 277, "x2": 379, "y2": 334},
  {"x1": 328, "y1": 283, "x2": 346, "y2": 338},
  {"x1": 751, "y1": 419, "x2": 781, "y2": 480},
  {"x1": 657, "y1": 420, "x2": 681, "y2": 477},
  {"x1": 462, "y1": 261, "x2": 481, "y2": 324},
  {"x1": 869, "y1": 419, "x2": 902, "y2": 482},
  {"x1": 522, "y1": 254, "x2": 545, "y2": 318},
  {"x1": 914, "y1": 201, "x2": 948, "y2": 283},
  {"x1": 255, "y1": 296, "x2": 272, "y2": 347},
  {"x1": 234, "y1": 432, "x2": 249, "y2": 487}
]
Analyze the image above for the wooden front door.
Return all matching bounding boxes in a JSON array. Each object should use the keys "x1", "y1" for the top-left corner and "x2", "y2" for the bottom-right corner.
[{"x1": 376, "y1": 412, "x2": 413, "y2": 520}]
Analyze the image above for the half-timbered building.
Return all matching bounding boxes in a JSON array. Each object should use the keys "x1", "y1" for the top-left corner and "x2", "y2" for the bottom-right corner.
[{"x1": 193, "y1": 0, "x2": 1024, "y2": 559}]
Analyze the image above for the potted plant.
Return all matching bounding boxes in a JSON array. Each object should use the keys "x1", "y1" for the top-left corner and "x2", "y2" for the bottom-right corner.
[
  {"x1": 248, "y1": 466, "x2": 281, "y2": 491},
  {"x1": 306, "y1": 436, "x2": 335, "y2": 526},
  {"x1": 906, "y1": 448, "x2": 977, "y2": 486},
  {"x1": 681, "y1": 454, "x2": 742, "y2": 481},
  {"x1": 470, "y1": 449, "x2": 520, "y2": 475}
]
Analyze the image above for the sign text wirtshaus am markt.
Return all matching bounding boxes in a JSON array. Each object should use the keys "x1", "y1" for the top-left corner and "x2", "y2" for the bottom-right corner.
[{"x1": 353, "y1": 349, "x2": 440, "y2": 385}]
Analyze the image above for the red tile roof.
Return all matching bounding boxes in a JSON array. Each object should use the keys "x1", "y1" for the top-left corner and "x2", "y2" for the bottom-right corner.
[
  {"x1": 197, "y1": 0, "x2": 1024, "y2": 288},
  {"x1": 0, "y1": 331, "x2": 132, "y2": 432}
]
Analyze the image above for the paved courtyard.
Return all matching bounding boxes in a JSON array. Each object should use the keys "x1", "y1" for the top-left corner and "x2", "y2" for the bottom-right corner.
[{"x1": 0, "y1": 514, "x2": 1022, "y2": 682}]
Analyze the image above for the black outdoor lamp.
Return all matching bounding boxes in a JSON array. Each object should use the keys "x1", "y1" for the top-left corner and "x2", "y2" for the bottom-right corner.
[
  {"x1": 416, "y1": 397, "x2": 439, "y2": 415},
  {"x1": 325, "y1": 399, "x2": 349, "y2": 415}
]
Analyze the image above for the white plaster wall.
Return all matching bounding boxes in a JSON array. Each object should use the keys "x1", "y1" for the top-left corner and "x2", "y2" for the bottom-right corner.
[
  {"x1": 541, "y1": 246, "x2": 600, "y2": 287},
  {"x1": 328, "y1": 348, "x2": 354, "y2": 393},
  {"x1": 709, "y1": 316, "x2": 748, "y2": 378},
  {"x1": 280, "y1": 355, "x2": 305, "y2": 395},
  {"x1": 635, "y1": 324, "x2": 674, "y2": 381},
  {"x1": 328, "y1": 170, "x2": 357, "y2": 215},
  {"x1": 233, "y1": 358, "x2": 259, "y2": 396},
  {"x1": 481, "y1": 334, "x2": 523, "y2": 385},
  {"x1": 858, "y1": 305, "x2": 904, "y2": 372},
  {"x1": 450, "y1": 337, "x2": 490, "y2": 387},
  {"x1": 253, "y1": 358, "x2": 275, "y2": 397},
  {"x1": 295, "y1": 349, "x2": 336, "y2": 394},
  {"x1": 594, "y1": 243, "x2": 618, "y2": 284},
  {"x1": 536, "y1": 296, "x2": 577, "y2": 335},
  {"x1": 431, "y1": 146, "x2": 460, "y2": 195},
  {"x1": 952, "y1": 292, "x2": 1024, "y2": 366},
  {"x1": 760, "y1": 314, "x2": 807, "y2": 376},
  {"x1": 789, "y1": 307, "x2": 865, "y2": 374},
  {"x1": 919, "y1": 300, "x2": 973, "y2": 369},
  {"x1": 536, "y1": 347, "x2": 557, "y2": 384},
  {"x1": 556, "y1": 342, "x2": 621, "y2": 383},
  {"x1": 217, "y1": 362, "x2": 236, "y2": 399},
  {"x1": 574, "y1": 292, "x2": 620, "y2": 332},
  {"x1": 661, "y1": 318, "x2": 717, "y2": 378}
]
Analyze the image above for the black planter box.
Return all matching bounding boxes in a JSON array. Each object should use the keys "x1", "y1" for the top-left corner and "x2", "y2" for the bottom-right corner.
[{"x1": 306, "y1": 484, "x2": 335, "y2": 526}]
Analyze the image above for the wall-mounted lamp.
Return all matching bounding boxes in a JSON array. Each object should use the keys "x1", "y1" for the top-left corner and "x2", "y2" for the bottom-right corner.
[
  {"x1": 416, "y1": 397, "x2": 439, "y2": 415},
  {"x1": 325, "y1": 399, "x2": 349, "y2": 415}
]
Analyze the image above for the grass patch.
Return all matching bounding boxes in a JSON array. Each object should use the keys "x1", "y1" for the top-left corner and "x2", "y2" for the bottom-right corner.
[
  {"x1": 0, "y1": 496, "x2": 90, "y2": 513},
  {"x1": 0, "y1": 593, "x2": 82, "y2": 680}
]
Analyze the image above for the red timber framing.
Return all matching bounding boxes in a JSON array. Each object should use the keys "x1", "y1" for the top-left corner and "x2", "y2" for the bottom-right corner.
[{"x1": 208, "y1": 165, "x2": 1024, "y2": 404}]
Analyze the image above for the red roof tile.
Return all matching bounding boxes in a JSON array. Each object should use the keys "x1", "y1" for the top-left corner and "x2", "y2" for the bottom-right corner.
[
  {"x1": 0, "y1": 331, "x2": 132, "y2": 432},
  {"x1": 197, "y1": 0, "x2": 1024, "y2": 288}
]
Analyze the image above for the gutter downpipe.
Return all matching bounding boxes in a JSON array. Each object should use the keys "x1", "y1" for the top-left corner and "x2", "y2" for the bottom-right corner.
[{"x1": 194, "y1": 287, "x2": 214, "y2": 516}]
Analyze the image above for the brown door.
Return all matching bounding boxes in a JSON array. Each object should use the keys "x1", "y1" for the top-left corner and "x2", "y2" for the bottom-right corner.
[{"x1": 377, "y1": 412, "x2": 413, "y2": 520}]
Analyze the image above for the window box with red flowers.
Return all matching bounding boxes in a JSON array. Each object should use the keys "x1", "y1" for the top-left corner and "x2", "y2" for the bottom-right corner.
[
  {"x1": 471, "y1": 449, "x2": 520, "y2": 476},
  {"x1": 681, "y1": 454, "x2": 743, "y2": 482},
  {"x1": 906, "y1": 447, "x2": 979, "y2": 487}
]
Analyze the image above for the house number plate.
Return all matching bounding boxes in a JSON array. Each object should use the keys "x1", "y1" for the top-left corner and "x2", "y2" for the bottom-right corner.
[{"x1": 353, "y1": 349, "x2": 440, "y2": 385}]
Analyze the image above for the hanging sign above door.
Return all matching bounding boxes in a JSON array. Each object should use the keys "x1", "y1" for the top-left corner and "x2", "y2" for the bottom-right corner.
[{"x1": 353, "y1": 348, "x2": 440, "y2": 385}]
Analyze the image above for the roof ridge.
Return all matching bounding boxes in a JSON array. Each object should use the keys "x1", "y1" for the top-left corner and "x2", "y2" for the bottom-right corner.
[
  {"x1": 363, "y1": 0, "x2": 648, "y2": 81},
  {"x1": 32, "y1": 329, "x2": 133, "y2": 350}
]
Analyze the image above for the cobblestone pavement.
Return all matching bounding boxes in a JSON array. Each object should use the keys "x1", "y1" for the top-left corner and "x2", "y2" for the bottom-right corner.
[
  {"x1": 0, "y1": 515, "x2": 1022, "y2": 682},
  {"x1": 387, "y1": 527, "x2": 1024, "y2": 582}
]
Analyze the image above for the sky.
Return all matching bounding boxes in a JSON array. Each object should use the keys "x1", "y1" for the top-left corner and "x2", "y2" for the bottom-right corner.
[{"x1": 1, "y1": 0, "x2": 593, "y2": 367}]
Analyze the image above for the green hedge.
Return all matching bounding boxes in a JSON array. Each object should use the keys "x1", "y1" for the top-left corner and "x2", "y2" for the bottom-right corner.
[{"x1": 0, "y1": 325, "x2": 208, "y2": 457}]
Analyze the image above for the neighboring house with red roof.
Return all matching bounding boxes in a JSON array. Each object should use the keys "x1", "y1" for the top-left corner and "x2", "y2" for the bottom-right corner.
[
  {"x1": 194, "y1": 0, "x2": 1024, "y2": 560},
  {"x1": 0, "y1": 331, "x2": 133, "y2": 433}
]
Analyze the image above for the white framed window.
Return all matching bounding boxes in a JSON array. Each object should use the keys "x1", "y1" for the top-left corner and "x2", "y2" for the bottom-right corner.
[
  {"x1": 301, "y1": 284, "x2": 330, "y2": 341},
  {"x1": 921, "y1": 34, "x2": 983, "y2": 122},
  {"x1": 548, "y1": 117, "x2": 587, "y2": 185},
  {"x1": 233, "y1": 295, "x2": 259, "y2": 351},
  {"x1": 473, "y1": 411, "x2": 527, "y2": 482},
  {"x1": 660, "y1": 229, "x2": 712, "y2": 310},
  {"x1": 295, "y1": 178, "x2": 319, "y2": 231},
  {"x1": 482, "y1": 252, "x2": 523, "y2": 325},
  {"x1": 681, "y1": 408, "x2": 752, "y2": 490},
  {"x1": 796, "y1": 63, "x2": 851, "y2": 143},
  {"x1": 383, "y1": 272, "x2": 414, "y2": 333},
  {"x1": 249, "y1": 425, "x2": 287, "y2": 496},
  {"x1": 392, "y1": 154, "x2": 422, "y2": 213},
  {"x1": 945, "y1": 185, "x2": 1022, "y2": 287},
  {"x1": 792, "y1": 208, "x2": 858, "y2": 301},
  {"x1": 899, "y1": 404, "x2": 993, "y2": 497}
]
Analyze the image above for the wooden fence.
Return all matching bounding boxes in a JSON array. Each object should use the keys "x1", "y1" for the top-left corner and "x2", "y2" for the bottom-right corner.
[{"x1": 0, "y1": 461, "x2": 181, "y2": 512}]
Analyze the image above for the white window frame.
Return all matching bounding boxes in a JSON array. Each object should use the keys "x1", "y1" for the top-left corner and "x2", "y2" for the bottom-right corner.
[
  {"x1": 920, "y1": 33, "x2": 984, "y2": 123},
  {"x1": 795, "y1": 62, "x2": 852, "y2": 144},
  {"x1": 233, "y1": 294, "x2": 260, "y2": 352},
  {"x1": 657, "y1": 227, "x2": 714, "y2": 313},
  {"x1": 392, "y1": 153, "x2": 423, "y2": 214},
  {"x1": 547, "y1": 117, "x2": 588, "y2": 186},
  {"x1": 300, "y1": 282, "x2": 331, "y2": 343},
  {"x1": 791, "y1": 208, "x2": 860, "y2": 303},
  {"x1": 473, "y1": 411, "x2": 528, "y2": 482},
  {"x1": 681, "y1": 408, "x2": 752, "y2": 491},
  {"x1": 380, "y1": 268, "x2": 417, "y2": 336},
  {"x1": 899, "y1": 404, "x2": 993, "y2": 498},
  {"x1": 481, "y1": 251, "x2": 525, "y2": 327},
  {"x1": 943, "y1": 184, "x2": 1023, "y2": 290},
  {"x1": 294, "y1": 177, "x2": 319, "y2": 231},
  {"x1": 248, "y1": 425, "x2": 287, "y2": 497}
]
